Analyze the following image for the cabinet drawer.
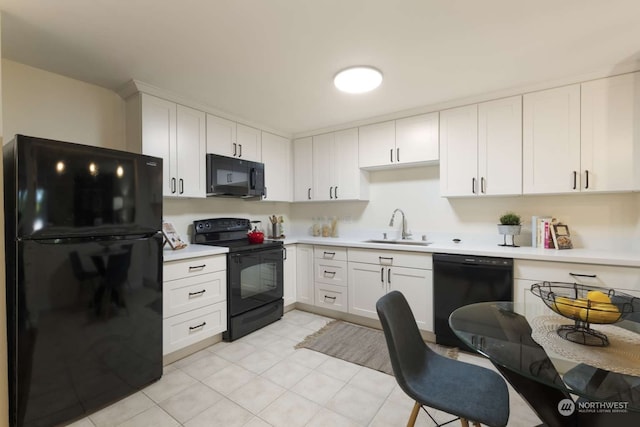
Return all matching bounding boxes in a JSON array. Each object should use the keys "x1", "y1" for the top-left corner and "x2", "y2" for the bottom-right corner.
[
  {"x1": 314, "y1": 246, "x2": 347, "y2": 261},
  {"x1": 164, "y1": 255, "x2": 226, "y2": 282},
  {"x1": 314, "y1": 259, "x2": 348, "y2": 286},
  {"x1": 348, "y1": 248, "x2": 432, "y2": 269},
  {"x1": 163, "y1": 271, "x2": 226, "y2": 318},
  {"x1": 515, "y1": 260, "x2": 640, "y2": 293},
  {"x1": 163, "y1": 302, "x2": 226, "y2": 355},
  {"x1": 315, "y1": 283, "x2": 348, "y2": 313}
]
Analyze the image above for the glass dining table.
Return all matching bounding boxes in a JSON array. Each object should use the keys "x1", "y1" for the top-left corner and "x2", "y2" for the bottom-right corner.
[{"x1": 449, "y1": 301, "x2": 640, "y2": 427}]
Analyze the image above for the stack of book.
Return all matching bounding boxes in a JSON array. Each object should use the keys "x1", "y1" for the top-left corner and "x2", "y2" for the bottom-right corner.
[{"x1": 531, "y1": 216, "x2": 573, "y2": 249}]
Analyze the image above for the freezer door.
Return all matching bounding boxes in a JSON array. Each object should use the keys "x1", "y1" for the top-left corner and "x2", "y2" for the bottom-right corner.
[
  {"x1": 7, "y1": 135, "x2": 163, "y2": 239},
  {"x1": 7, "y1": 234, "x2": 163, "y2": 427}
]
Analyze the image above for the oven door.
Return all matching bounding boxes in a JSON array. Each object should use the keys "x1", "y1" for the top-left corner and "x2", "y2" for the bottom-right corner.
[{"x1": 228, "y1": 246, "x2": 283, "y2": 316}]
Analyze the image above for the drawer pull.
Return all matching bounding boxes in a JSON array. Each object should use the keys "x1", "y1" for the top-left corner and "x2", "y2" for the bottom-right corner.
[
  {"x1": 324, "y1": 295, "x2": 337, "y2": 302},
  {"x1": 323, "y1": 270, "x2": 336, "y2": 277},
  {"x1": 380, "y1": 267, "x2": 384, "y2": 283},
  {"x1": 188, "y1": 264, "x2": 206, "y2": 272},
  {"x1": 569, "y1": 272, "x2": 597, "y2": 278},
  {"x1": 323, "y1": 251, "x2": 336, "y2": 258},
  {"x1": 189, "y1": 322, "x2": 207, "y2": 331},
  {"x1": 379, "y1": 256, "x2": 393, "y2": 263},
  {"x1": 188, "y1": 289, "x2": 206, "y2": 297}
]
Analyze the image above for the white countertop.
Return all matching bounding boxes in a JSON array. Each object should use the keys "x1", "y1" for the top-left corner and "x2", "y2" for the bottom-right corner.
[{"x1": 164, "y1": 236, "x2": 640, "y2": 267}]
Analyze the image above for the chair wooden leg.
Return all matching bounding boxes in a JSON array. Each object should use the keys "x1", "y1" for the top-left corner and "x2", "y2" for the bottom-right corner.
[
  {"x1": 407, "y1": 401, "x2": 421, "y2": 427},
  {"x1": 460, "y1": 419, "x2": 470, "y2": 427}
]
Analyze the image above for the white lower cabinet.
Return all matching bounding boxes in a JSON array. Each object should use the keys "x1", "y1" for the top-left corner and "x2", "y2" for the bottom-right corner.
[
  {"x1": 313, "y1": 246, "x2": 348, "y2": 311},
  {"x1": 348, "y1": 249, "x2": 433, "y2": 331},
  {"x1": 315, "y1": 282, "x2": 348, "y2": 313},
  {"x1": 514, "y1": 259, "x2": 640, "y2": 317},
  {"x1": 295, "y1": 244, "x2": 314, "y2": 305},
  {"x1": 283, "y1": 244, "x2": 297, "y2": 307},
  {"x1": 162, "y1": 255, "x2": 227, "y2": 355}
]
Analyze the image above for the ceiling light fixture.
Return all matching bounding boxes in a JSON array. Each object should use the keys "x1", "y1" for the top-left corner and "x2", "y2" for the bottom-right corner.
[{"x1": 334, "y1": 66, "x2": 383, "y2": 94}]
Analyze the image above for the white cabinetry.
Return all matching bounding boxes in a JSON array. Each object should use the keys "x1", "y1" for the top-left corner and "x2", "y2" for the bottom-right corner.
[
  {"x1": 295, "y1": 244, "x2": 314, "y2": 305},
  {"x1": 205, "y1": 115, "x2": 262, "y2": 162},
  {"x1": 163, "y1": 255, "x2": 227, "y2": 355},
  {"x1": 523, "y1": 84, "x2": 581, "y2": 194},
  {"x1": 293, "y1": 137, "x2": 313, "y2": 201},
  {"x1": 514, "y1": 259, "x2": 640, "y2": 317},
  {"x1": 348, "y1": 249, "x2": 432, "y2": 330},
  {"x1": 580, "y1": 72, "x2": 640, "y2": 192},
  {"x1": 126, "y1": 93, "x2": 206, "y2": 198},
  {"x1": 440, "y1": 96, "x2": 522, "y2": 197},
  {"x1": 283, "y1": 244, "x2": 297, "y2": 307},
  {"x1": 359, "y1": 114, "x2": 439, "y2": 169},
  {"x1": 261, "y1": 132, "x2": 291, "y2": 201},
  {"x1": 312, "y1": 128, "x2": 368, "y2": 201},
  {"x1": 314, "y1": 247, "x2": 348, "y2": 312}
]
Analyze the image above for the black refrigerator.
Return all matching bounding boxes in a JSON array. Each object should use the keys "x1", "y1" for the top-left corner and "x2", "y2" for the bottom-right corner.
[{"x1": 3, "y1": 135, "x2": 164, "y2": 427}]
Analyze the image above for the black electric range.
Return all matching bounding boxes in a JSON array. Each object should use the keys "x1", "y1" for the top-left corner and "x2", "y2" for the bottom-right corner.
[{"x1": 193, "y1": 218, "x2": 284, "y2": 341}]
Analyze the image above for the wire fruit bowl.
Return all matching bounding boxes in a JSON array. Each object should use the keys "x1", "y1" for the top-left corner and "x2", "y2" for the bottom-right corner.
[{"x1": 530, "y1": 282, "x2": 636, "y2": 347}]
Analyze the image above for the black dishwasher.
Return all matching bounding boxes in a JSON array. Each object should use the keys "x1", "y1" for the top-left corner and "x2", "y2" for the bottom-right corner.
[{"x1": 433, "y1": 253, "x2": 513, "y2": 351}]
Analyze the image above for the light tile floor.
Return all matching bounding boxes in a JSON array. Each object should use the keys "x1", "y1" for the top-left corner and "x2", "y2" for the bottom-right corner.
[{"x1": 67, "y1": 309, "x2": 541, "y2": 427}]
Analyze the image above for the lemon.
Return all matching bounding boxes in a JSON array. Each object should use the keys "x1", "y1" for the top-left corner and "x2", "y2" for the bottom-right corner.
[{"x1": 587, "y1": 290, "x2": 612, "y2": 304}]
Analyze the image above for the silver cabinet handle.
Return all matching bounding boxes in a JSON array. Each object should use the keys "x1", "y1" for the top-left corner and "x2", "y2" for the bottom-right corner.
[
  {"x1": 397, "y1": 147, "x2": 400, "y2": 162},
  {"x1": 189, "y1": 322, "x2": 206, "y2": 331},
  {"x1": 171, "y1": 177, "x2": 177, "y2": 193},
  {"x1": 179, "y1": 178, "x2": 184, "y2": 194},
  {"x1": 570, "y1": 272, "x2": 597, "y2": 278},
  {"x1": 323, "y1": 270, "x2": 336, "y2": 277},
  {"x1": 188, "y1": 264, "x2": 206, "y2": 272},
  {"x1": 307, "y1": 188, "x2": 311, "y2": 200},
  {"x1": 390, "y1": 148, "x2": 393, "y2": 163},
  {"x1": 233, "y1": 143, "x2": 237, "y2": 156},
  {"x1": 387, "y1": 268, "x2": 391, "y2": 284},
  {"x1": 335, "y1": 186, "x2": 338, "y2": 199},
  {"x1": 323, "y1": 251, "x2": 335, "y2": 258},
  {"x1": 585, "y1": 170, "x2": 589, "y2": 189},
  {"x1": 329, "y1": 186, "x2": 334, "y2": 199},
  {"x1": 573, "y1": 171, "x2": 577, "y2": 190},
  {"x1": 239, "y1": 144, "x2": 243, "y2": 158},
  {"x1": 380, "y1": 267, "x2": 384, "y2": 283},
  {"x1": 188, "y1": 290, "x2": 206, "y2": 297},
  {"x1": 324, "y1": 295, "x2": 336, "y2": 302},
  {"x1": 481, "y1": 177, "x2": 485, "y2": 194}
]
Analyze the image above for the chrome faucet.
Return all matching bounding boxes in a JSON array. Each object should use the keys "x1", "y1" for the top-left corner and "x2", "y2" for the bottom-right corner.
[{"x1": 389, "y1": 209, "x2": 412, "y2": 240}]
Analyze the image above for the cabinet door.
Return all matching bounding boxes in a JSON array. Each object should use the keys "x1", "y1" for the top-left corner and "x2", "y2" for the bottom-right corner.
[
  {"x1": 348, "y1": 262, "x2": 386, "y2": 319},
  {"x1": 176, "y1": 105, "x2": 206, "y2": 198},
  {"x1": 206, "y1": 114, "x2": 236, "y2": 156},
  {"x1": 312, "y1": 133, "x2": 334, "y2": 201},
  {"x1": 295, "y1": 244, "x2": 314, "y2": 305},
  {"x1": 141, "y1": 94, "x2": 176, "y2": 196},
  {"x1": 261, "y1": 132, "x2": 291, "y2": 202},
  {"x1": 333, "y1": 128, "x2": 362, "y2": 200},
  {"x1": 478, "y1": 96, "x2": 522, "y2": 196},
  {"x1": 358, "y1": 121, "x2": 395, "y2": 168},
  {"x1": 581, "y1": 72, "x2": 640, "y2": 192},
  {"x1": 523, "y1": 84, "x2": 581, "y2": 194},
  {"x1": 439, "y1": 104, "x2": 478, "y2": 197},
  {"x1": 388, "y1": 267, "x2": 432, "y2": 331},
  {"x1": 395, "y1": 113, "x2": 439, "y2": 165},
  {"x1": 236, "y1": 124, "x2": 262, "y2": 161},
  {"x1": 293, "y1": 137, "x2": 313, "y2": 201},
  {"x1": 283, "y1": 245, "x2": 297, "y2": 307}
]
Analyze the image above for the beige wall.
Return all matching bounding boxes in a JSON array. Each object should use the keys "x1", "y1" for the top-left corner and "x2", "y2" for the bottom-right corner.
[
  {"x1": 1, "y1": 59, "x2": 126, "y2": 149},
  {"x1": 0, "y1": 14, "x2": 9, "y2": 427}
]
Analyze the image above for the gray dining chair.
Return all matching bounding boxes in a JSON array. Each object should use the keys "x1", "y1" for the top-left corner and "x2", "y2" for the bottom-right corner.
[{"x1": 376, "y1": 290, "x2": 510, "y2": 427}]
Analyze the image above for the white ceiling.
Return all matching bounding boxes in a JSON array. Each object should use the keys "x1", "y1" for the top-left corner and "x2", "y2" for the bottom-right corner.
[{"x1": 1, "y1": 0, "x2": 640, "y2": 136}]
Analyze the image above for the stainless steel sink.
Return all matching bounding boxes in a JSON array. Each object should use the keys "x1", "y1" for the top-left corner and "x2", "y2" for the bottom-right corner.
[{"x1": 363, "y1": 239, "x2": 430, "y2": 246}]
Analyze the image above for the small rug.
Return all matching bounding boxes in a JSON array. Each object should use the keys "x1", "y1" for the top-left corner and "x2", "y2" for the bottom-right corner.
[
  {"x1": 296, "y1": 320, "x2": 458, "y2": 376},
  {"x1": 530, "y1": 315, "x2": 640, "y2": 376}
]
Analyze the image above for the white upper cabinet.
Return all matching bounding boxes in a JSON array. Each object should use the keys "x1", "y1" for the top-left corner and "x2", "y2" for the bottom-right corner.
[
  {"x1": 206, "y1": 115, "x2": 262, "y2": 162},
  {"x1": 359, "y1": 113, "x2": 438, "y2": 169},
  {"x1": 523, "y1": 84, "x2": 581, "y2": 194},
  {"x1": 439, "y1": 104, "x2": 479, "y2": 197},
  {"x1": 261, "y1": 131, "x2": 292, "y2": 202},
  {"x1": 128, "y1": 93, "x2": 205, "y2": 198},
  {"x1": 395, "y1": 113, "x2": 439, "y2": 165},
  {"x1": 293, "y1": 137, "x2": 313, "y2": 201},
  {"x1": 206, "y1": 114, "x2": 236, "y2": 156},
  {"x1": 358, "y1": 121, "x2": 395, "y2": 168},
  {"x1": 440, "y1": 98, "x2": 522, "y2": 198},
  {"x1": 236, "y1": 124, "x2": 262, "y2": 161},
  {"x1": 312, "y1": 128, "x2": 367, "y2": 201},
  {"x1": 580, "y1": 72, "x2": 640, "y2": 192},
  {"x1": 478, "y1": 96, "x2": 522, "y2": 196},
  {"x1": 175, "y1": 105, "x2": 207, "y2": 197}
]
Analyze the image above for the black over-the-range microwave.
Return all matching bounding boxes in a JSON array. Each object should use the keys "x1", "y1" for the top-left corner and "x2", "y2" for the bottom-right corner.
[{"x1": 206, "y1": 153, "x2": 265, "y2": 198}]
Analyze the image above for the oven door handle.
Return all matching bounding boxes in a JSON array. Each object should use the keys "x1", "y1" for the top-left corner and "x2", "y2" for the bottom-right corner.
[{"x1": 283, "y1": 246, "x2": 287, "y2": 260}]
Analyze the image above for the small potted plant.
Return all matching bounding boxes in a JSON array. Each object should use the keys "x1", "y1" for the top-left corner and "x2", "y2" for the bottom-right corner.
[{"x1": 498, "y1": 212, "x2": 521, "y2": 247}]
